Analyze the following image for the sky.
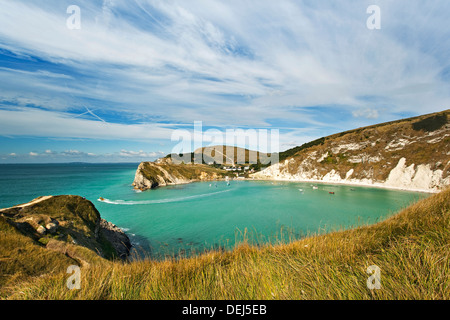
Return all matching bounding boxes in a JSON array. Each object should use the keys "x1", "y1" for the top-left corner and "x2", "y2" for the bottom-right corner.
[{"x1": 0, "y1": 0, "x2": 449, "y2": 163}]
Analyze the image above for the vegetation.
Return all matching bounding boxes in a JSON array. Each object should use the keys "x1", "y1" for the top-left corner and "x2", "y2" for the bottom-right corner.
[
  {"x1": 412, "y1": 113, "x2": 447, "y2": 132},
  {"x1": 270, "y1": 109, "x2": 450, "y2": 184},
  {"x1": 166, "y1": 146, "x2": 272, "y2": 167},
  {"x1": 2, "y1": 110, "x2": 449, "y2": 299},
  {"x1": 2, "y1": 187, "x2": 449, "y2": 300},
  {"x1": 278, "y1": 137, "x2": 326, "y2": 162},
  {"x1": 0, "y1": 195, "x2": 125, "y2": 290},
  {"x1": 140, "y1": 161, "x2": 228, "y2": 182},
  {"x1": 165, "y1": 111, "x2": 449, "y2": 180}
]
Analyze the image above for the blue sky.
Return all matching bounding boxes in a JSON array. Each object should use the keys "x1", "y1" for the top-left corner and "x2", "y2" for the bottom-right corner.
[{"x1": 0, "y1": 0, "x2": 449, "y2": 163}]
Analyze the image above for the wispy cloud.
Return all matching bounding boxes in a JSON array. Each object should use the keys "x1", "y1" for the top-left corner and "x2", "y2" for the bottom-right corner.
[{"x1": 0, "y1": 0, "x2": 449, "y2": 160}]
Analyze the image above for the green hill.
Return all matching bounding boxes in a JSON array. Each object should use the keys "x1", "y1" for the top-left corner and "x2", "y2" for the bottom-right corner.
[
  {"x1": 0, "y1": 195, "x2": 131, "y2": 291},
  {"x1": 254, "y1": 109, "x2": 450, "y2": 192}
]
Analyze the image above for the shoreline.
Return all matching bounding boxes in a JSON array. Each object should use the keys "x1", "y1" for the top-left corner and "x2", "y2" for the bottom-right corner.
[
  {"x1": 132, "y1": 174, "x2": 441, "y2": 194},
  {"x1": 246, "y1": 176, "x2": 440, "y2": 194}
]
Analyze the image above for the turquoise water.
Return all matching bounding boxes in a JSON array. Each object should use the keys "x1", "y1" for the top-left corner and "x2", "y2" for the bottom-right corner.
[{"x1": 0, "y1": 164, "x2": 428, "y2": 259}]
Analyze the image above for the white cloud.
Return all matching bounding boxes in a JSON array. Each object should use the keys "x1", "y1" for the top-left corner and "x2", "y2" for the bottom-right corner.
[
  {"x1": 119, "y1": 150, "x2": 165, "y2": 158},
  {"x1": 0, "y1": 0, "x2": 449, "y2": 148},
  {"x1": 2, "y1": 148, "x2": 164, "y2": 163},
  {"x1": 62, "y1": 150, "x2": 83, "y2": 156},
  {"x1": 0, "y1": 108, "x2": 176, "y2": 141}
]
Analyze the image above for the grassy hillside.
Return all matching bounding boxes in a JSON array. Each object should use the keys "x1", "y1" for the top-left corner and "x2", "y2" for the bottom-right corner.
[
  {"x1": 133, "y1": 160, "x2": 228, "y2": 191},
  {"x1": 259, "y1": 110, "x2": 450, "y2": 191},
  {"x1": 279, "y1": 110, "x2": 449, "y2": 163},
  {"x1": 0, "y1": 195, "x2": 130, "y2": 292},
  {"x1": 3, "y1": 188, "x2": 449, "y2": 300},
  {"x1": 166, "y1": 145, "x2": 271, "y2": 167}
]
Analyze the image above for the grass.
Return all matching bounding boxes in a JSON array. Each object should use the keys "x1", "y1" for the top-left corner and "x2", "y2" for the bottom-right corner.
[
  {"x1": 0, "y1": 195, "x2": 122, "y2": 292},
  {"x1": 140, "y1": 162, "x2": 227, "y2": 183},
  {"x1": 2, "y1": 187, "x2": 449, "y2": 300},
  {"x1": 276, "y1": 109, "x2": 450, "y2": 183}
]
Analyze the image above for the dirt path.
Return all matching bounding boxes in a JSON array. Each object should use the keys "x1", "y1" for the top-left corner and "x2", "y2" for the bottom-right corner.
[{"x1": 0, "y1": 196, "x2": 53, "y2": 212}]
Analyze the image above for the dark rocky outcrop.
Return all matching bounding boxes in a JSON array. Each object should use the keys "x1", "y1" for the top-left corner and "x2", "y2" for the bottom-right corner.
[
  {"x1": 99, "y1": 219, "x2": 132, "y2": 260},
  {"x1": 0, "y1": 195, "x2": 132, "y2": 262}
]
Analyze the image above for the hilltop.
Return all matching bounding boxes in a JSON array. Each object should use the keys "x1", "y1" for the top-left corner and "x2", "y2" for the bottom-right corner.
[
  {"x1": 253, "y1": 110, "x2": 450, "y2": 192},
  {"x1": 193, "y1": 145, "x2": 271, "y2": 166},
  {"x1": 165, "y1": 145, "x2": 271, "y2": 168}
]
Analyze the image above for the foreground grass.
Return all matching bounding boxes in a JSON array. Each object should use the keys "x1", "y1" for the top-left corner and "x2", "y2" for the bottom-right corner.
[{"x1": 3, "y1": 188, "x2": 450, "y2": 300}]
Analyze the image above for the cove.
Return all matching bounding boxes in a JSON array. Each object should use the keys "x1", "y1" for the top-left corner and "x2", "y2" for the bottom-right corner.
[
  {"x1": 0, "y1": 164, "x2": 429, "y2": 260},
  {"x1": 95, "y1": 179, "x2": 429, "y2": 260}
]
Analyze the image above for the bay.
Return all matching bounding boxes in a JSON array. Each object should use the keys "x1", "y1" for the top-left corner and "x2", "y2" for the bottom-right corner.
[{"x1": 0, "y1": 163, "x2": 428, "y2": 259}]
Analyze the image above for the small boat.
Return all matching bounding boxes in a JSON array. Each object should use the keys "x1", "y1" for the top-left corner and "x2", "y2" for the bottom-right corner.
[
  {"x1": 329, "y1": 192, "x2": 335, "y2": 195},
  {"x1": 312, "y1": 186, "x2": 318, "y2": 190},
  {"x1": 99, "y1": 197, "x2": 105, "y2": 201}
]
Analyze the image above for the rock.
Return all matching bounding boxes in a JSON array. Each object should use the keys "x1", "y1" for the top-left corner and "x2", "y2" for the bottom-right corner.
[
  {"x1": 99, "y1": 219, "x2": 132, "y2": 260},
  {"x1": 251, "y1": 110, "x2": 450, "y2": 193},
  {"x1": 45, "y1": 221, "x2": 59, "y2": 234},
  {"x1": 132, "y1": 161, "x2": 224, "y2": 191},
  {"x1": 36, "y1": 225, "x2": 46, "y2": 235},
  {"x1": 1, "y1": 195, "x2": 132, "y2": 262}
]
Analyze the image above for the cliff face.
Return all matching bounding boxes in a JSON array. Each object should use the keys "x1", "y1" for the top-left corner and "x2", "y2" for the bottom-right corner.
[
  {"x1": 252, "y1": 110, "x2": 450, "y2": 192},
  {"x1": 0, "y1": 195, "x2": 131, "y2": 263},
  {"x1": 133, "y1": 159, "x2": 226, "y2": 191}
]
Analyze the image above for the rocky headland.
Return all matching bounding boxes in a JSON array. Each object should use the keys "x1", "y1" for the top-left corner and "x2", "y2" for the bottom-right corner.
[
  {"x1": 0, "y1": 195, "x2": 132, "y2": 263},
  {"x1": 132, "y1": 157, "x2": 227, "y2": 191}
]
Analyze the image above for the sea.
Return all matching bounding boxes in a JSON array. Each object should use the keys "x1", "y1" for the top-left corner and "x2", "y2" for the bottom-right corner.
[{"x1": 0, "y1": 163, "x2": 429, "y2": 260}]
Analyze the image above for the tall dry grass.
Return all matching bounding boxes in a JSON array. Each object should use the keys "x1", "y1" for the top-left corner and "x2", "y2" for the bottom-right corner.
[{"x1": 3, "y1": 188, "x2": 449, "y2": 300}]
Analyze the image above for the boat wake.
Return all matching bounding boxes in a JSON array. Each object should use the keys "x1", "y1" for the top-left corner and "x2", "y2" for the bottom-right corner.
[{"x1": 98, "y1": 189, "x2": 232, "y2": 205}]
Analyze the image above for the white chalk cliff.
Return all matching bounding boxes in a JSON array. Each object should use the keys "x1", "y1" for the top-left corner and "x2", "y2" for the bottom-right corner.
[{"x1": 252, "y1": 110, "x2": 450, "y2": 193}]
